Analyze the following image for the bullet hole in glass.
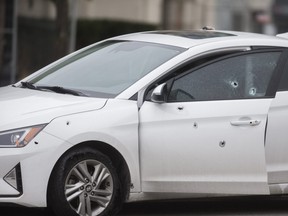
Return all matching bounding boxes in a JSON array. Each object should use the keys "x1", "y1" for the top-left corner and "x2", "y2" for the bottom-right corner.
[
  {"x1": 249, "y1": 88, "x2": 257, "y2": 96},
  {"x1": 230, "y1": 81, "x2": 238, "y2": 88}
]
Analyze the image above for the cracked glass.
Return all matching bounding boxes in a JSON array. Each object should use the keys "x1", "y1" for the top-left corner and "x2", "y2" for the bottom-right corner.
[{"x1": 168, "y1": 52, "x2": 281, "y2": 102}]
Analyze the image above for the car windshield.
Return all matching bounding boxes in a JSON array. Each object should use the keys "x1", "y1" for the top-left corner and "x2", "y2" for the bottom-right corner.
[{"x1": 29, "y1": 40, "x2": 184, "y2": 98}]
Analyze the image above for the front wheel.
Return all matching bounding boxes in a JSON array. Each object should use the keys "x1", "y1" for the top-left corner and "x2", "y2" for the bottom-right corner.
[{"x1": 48, "y1": 148, "x2": 122, "y2": 216}]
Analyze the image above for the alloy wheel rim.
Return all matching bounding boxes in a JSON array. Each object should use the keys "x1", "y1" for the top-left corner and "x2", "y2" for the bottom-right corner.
[{"x1": 65, "y1": 159, "x2": 113, "y2": 216}]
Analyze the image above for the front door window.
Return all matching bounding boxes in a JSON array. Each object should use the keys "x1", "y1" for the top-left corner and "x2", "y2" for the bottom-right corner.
[{"x1": 168, "y1": 52, "x2": 281, "y2": 102}]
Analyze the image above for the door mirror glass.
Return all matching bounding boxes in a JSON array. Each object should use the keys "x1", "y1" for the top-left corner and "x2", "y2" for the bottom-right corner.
[{"x1": 151, "y1": 83, "x2": 167, "y2": 103}]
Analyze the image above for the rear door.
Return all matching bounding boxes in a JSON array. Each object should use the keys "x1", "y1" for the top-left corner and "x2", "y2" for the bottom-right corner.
[{"x1": 265, "y1": 49, "x2": 288, "y2": 190}]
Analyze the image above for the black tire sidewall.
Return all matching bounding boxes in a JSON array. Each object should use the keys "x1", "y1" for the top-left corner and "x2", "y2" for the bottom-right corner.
[{"x1": 48, "y1": 147, "x2": 122, "y2": 216}]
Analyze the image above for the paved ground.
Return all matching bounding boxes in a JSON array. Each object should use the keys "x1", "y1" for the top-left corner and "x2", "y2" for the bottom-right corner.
[{"x1": 1, "y1": 196, "x2": 288, "y2": 216}]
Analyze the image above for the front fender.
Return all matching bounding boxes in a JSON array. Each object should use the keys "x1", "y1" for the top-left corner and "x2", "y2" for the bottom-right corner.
[{"x1": 43, "y1": 99, "x2": 140, "y2": 192}]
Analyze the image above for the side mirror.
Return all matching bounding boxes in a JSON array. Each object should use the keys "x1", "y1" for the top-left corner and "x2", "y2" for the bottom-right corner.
[{"x1": 151, "y1": 83, "x2": 167, "y2": 103}]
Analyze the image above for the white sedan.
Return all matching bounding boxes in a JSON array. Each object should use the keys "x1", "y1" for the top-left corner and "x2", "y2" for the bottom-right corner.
[{"x1": 0, "y1": 29, "x2": 288, "y2": 216}]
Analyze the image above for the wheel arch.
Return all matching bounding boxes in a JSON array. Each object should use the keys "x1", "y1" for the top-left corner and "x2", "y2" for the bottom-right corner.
[{"x1": 47, "y1": 140, "x2": 131, "y2": 206}]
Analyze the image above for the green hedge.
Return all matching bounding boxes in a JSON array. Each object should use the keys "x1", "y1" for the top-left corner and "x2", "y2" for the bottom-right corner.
[
  {"x1": 76, "y1": 19, "x2": 158, "y2": 49},
  {"x1": 17, "y1": 17, "x2": 158, "y2": 79}
]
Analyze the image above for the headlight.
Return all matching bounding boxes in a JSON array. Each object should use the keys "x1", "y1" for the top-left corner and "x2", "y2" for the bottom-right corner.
[{"x1": 0, "y1": 124, "x2": 46, "y2": 148}]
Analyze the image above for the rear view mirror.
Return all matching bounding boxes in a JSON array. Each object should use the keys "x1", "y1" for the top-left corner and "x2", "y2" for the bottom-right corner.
[{"x1": 151, "y1": 83, "x2": 167, "y2": 103}]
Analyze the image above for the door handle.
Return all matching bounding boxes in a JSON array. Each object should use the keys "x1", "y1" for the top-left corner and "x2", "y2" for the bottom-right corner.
[{"x1": 230, "y1": 119, "x2": 261, "y2": 126}]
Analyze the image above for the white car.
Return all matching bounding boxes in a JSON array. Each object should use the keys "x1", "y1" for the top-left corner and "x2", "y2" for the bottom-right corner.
[{"x1": 1, "y1": 29, "x2": 288, "y2": 216}]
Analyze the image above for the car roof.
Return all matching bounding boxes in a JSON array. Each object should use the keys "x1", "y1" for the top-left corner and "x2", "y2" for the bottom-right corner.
[{"x1": 113, "y1": 30, "x2": 288, "y2": 49}]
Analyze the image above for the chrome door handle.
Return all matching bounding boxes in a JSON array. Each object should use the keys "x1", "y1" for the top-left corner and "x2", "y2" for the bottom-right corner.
[{"x1": 230, "y1": 119, "x2": 261, "y2": 126}]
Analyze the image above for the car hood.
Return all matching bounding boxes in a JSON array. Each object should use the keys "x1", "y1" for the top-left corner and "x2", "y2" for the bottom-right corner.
[{"x1": 0, "y1": 86, "x2": 107, "y2": 131}]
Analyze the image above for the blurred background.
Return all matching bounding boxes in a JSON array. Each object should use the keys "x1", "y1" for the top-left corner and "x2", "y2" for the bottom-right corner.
[{"x1": 0, "y1": 0, "x2": 287, "y2": 86}]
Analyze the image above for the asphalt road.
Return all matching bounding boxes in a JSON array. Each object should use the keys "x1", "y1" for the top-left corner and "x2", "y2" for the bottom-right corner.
[{"x1": 1, "y1": 196, "x2": 288, "y2": 216}]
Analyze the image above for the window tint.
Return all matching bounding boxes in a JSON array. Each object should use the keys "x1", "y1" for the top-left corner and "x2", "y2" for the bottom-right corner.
[
  {"x1": 168, "y1": 52, "x2": 281, "y2": 102},
  {"x1": 278, "y1": 63, "x2": 288, "y2": 91}
]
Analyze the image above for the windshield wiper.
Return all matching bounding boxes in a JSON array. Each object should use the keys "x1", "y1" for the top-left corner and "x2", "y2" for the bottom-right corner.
[
  {"x1": 21, "y1": 81, "x2": 37, "y2": 90},
  {"x1": 37, "y1": 85, "x2": 87, "y2": 97},
  {"x1": 21, "y1": 82, "x2": 87, "y2": 97}
]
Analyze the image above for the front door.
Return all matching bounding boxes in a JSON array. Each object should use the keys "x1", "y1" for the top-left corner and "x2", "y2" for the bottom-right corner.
[{"x1": 139, "y1": 50, "x2": 282, "y2": 195}]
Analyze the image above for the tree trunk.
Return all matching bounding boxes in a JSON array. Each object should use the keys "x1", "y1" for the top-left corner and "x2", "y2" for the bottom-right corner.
[
  {"x1": 51, "y1": 0, "x2": 69, "y2": 59},
  {"x1": 175, "y1": 0, "x2": 184, "y2": 29},
  {"x1": 162, "y1": 0, "x2": 184, "y2": 30},
  {"x1": 0, "y1": 0, "x2": 5, "y2": 77},
  {"x1": 162, "y1": 0, "x2": 170, "y2": 29}
]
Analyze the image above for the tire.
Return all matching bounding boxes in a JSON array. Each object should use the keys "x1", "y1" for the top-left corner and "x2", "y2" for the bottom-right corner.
[{"x1": 48, "y1": 147, "x2": 123, "y2": 216}]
